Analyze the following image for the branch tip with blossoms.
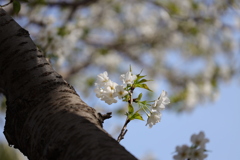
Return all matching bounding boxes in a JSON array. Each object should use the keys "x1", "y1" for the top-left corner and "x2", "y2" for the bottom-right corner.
[{"x1": 94, "y1": 68, "x2": 170, "y2": 142}]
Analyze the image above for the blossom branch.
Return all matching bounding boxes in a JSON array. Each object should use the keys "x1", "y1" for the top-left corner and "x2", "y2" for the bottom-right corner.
[
  {"x1": 117, "y1": 87, "x2": 134, "y2": 142},
  {"x1": 117, "y1": 118, "x2": 130, "y2": 142},
  {"x1": 94, "y1": 70, "x2": 170, "y2": 141}
]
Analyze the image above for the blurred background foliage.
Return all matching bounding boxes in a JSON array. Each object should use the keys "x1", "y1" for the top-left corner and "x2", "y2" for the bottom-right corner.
[
  {"x1": 0, "y1": 142, "x2": 26, "y2": 160},
  {"x1": 0, "y1": 0, "x2": 240, "y2": 159}
]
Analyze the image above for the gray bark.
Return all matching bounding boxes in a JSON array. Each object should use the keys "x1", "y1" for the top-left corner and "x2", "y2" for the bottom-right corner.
[{"x1": 0, "y1": 8, "x2": 137, "y2": 160}]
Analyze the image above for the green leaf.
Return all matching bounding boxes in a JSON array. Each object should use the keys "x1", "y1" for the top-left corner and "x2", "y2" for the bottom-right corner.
[
  {"x1": 13, "y1": 0, "x2": 21, "y2": 14},
  {"x1": 137, "y1": 79, "x2": 148, "y2": 83},
  {"x1": 136, "y1": 74, "x2": 146, "y2": 80},
  {"x1": 188, "y1": 27, "x2": 199, "y2": 35},
  {"x1": 191, "y1": 1, "x2": 199, "y2": 10},
  {"x1": 122, "y1": 94, "x2": 130, "y2": 102},
  {"x1": 129, "y1": 112, "x2": 144, "y2": 121},
  {"x1": 113, "y1": 3, "x2": 121, "y2": 13},
  {"x1": 135, "y1": 84, "x2": 153, "y2": 92},
  {"x1": 98, "y1": 48, "x2": 109, "y2": 55},
  {"x1": 139, "y1": 100, "x2": 147, "y2": 105},
  {"x1": 137, "y1": 93, "x2": 142, "y2": 100},
  {"x1": 57, "y1": 27, "x2": 70, "y2": 36},
  {"x1": 137, "y1": 79, "x2": 152, "y2": 84},
  {"x1": 82, "y1": 27, "x2": 90, "y2": 39},
  {"x1": 86, "y1": 77, "x2": 95, "y2": 87},
  {"x1": 134, "y1": 74, "x2": 146, "y2": 84},
  {"x1": 166, "y1": 2, "x2": 180, "y2": 15},
  {"x1": 134, "y1": 93, "x2": 142, "y2": 103},
  {"x1": 116, "y1": 108, "x2": 126, "y2": 115},
  {"x1": 128, "y1": 104, "x2": 134, "y2": 114},
  {"x1": 170, "y1": 90, "x2": 187, "y2": 103}
]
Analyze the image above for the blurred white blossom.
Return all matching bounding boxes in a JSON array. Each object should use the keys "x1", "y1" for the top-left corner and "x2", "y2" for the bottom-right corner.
[
  {"x1": 190, "y1": 148, "x2": 208, "y2": 160},
  {"x1": 94, "y1": 52, "x2": 122, "y2": 68},
  {"x1": 186, "y1": 81, "x2": 199, "y2": 111},
  {"x1": 191, "y1": 131, "x2": 209, "y2": 148},
  {"x1": 173, "y1": 131, "x2": 209, "y2": 160},
  {"x1": 18, "y1": 0, "x2": 239, "y2": 113},
  {"x1": 173, "y1": 145, "x2": 190, "y2": 160}
]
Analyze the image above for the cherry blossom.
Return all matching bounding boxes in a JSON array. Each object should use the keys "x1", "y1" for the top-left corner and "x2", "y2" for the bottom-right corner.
[
  {"x1": 97, "y1": 71, "x2": 110, "y2": 86},
  {"x1": 173, "y1": 145, "x2": 190, "y2": 160},
  {"x1": 120, "y1": 71, "x2": 137, "y2": 85},
  {"x1": 114, "y1": 85, "x2": 128, "y2": 99},
  {"x1": 152, "y1": 90, "x2": 170, "y2": 112},
  {"x1": 146, "y1": 110, "x2": 161, "y2": 128},
  {"x1": 191, "y1": 131, "x2": 209, "y2": 148}
]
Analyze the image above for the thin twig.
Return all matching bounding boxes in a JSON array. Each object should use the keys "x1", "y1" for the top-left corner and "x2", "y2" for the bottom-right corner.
[
  {"x1": 117, "y1": 118, "x2": 130, "y2": 142},
  {"x1": 0, "y1": 0, "x2": 13, "y2": 7},
  {"x1": 117, "y1": 88, "x2": 135, "y2": 142}
]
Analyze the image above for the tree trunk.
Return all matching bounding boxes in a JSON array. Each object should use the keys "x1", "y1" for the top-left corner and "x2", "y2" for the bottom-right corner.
[{"x1": 0, "y1": 8, "x2": 137, "y2": 160}]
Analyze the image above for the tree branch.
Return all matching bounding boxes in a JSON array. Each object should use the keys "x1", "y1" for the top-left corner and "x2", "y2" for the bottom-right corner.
[
  {"x1": 0, "y1": 0, "x2": 13, "y2": 7},
  {"x1": 0, "y1": 8, "x2": 137, "y2": 160},
  {"x1": 43, "y1": 0, "x2": 99, "y2": 7}
]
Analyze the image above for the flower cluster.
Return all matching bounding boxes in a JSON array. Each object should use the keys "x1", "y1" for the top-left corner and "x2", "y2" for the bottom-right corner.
[
  {"x1": 173, "y1": 131, "x2": 209, "y2": 160},
  {"x1": 95, "y1": 69, "x2": 170, "y2": 129},
  {"x1": 146, "y1": 91, "x2": 170, "y2": 128},
  {"x1": 94, "y1": 71, "x2": 136, "y2": 105}
]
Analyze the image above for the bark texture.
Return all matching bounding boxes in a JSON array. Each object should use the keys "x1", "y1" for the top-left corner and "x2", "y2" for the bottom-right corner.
[{"x1": 0, "y1": 8, "x2": 137, "y2": 160}]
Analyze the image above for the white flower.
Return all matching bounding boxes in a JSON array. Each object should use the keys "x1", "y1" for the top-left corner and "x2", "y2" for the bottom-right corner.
[
  {"x1": 94, "y1": 86, "x2": 104, "y2": 99},
  {"x1": 191, "y1": 131, "x2": 209, "y2": 148},
  {"x1": 97, "y1": 71, "x2": 109, "y2": 86},
  {"x1": 95, "y1": 75, "x2": 118, "y2": 105},
  {"x1": 114, "y1": 85, "x2": 128, "y2": 99},
  {"x1": 152, "y1": 90, "x2": 170, "y2": 112},
  {"x1": 190, "y1": 148, "x2": 208, "y2": 160},
  {"x1": 173, "y1": 145, "x2": 190, "y2": 160},
  {"x1": 100, "y1": 87, "x2": 117, "y2": 105},
  {"x1": 120, "y1": 71, "x2": 137, "y2": 85},
  {"x1": 105, "y1": 80, "x2": 118, "y2": 91},
  {"x1": 146, "y1": 110, "x2": 161, "y2": 128},
  {"x1": 101, "y1": 94, "x2": 117, "y2": 105}
]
